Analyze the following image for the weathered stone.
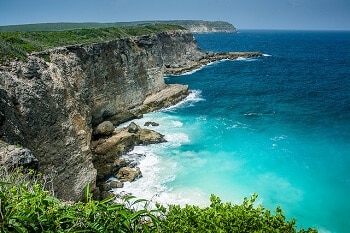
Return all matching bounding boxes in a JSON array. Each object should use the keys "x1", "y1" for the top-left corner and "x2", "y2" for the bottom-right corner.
[
  {"x1": 23, "y1": 58, "x2": 40, "y2": 79},
  {"x1": 94, "y1": 121, "x2": 115, "y2": 137},
  {"x1": 100, "y1": 182, "x2": 111, "y2": 191},
  {"x1": 127, "y1": 122, "x2": 139, "y2": 133},
  {"x1": 101, "y1": 191, "x2": 115, "y2": 200},
  {"x1": 144, "y1": 121, "x2": 159, "y2": 127},
  {"x1": 139, "y1": 128, "x2": 166, "y2": 145},
  {"x1": 114, "y1": 158, "x2": 131, "y2": 170},
  {"x1": 0, "y1": 143, "x2": 38, "y2": 169},
  {"x1": 115, "y1": 167, "x2": 142, "y2": 182},
  {"x1": 91, "y1": 129, "x2": 138, "y2": 157},
  {"x1": 110, "y1": 180, "x2": 124, "y2": 188},
  {"x1": 91, "y1": 122, "x2": 165, "y2": 185},
  {"x1": 142, "y1": 84, "x2": 189, "y2": 112}
]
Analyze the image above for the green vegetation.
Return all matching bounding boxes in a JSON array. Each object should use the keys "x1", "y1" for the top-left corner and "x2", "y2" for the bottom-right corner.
[
  {"x1": 0, "y1": 167, "x2": 317, "y2": 232},
  {"x1": 0, "y1": 24, "x2": 183, "y2": 63},
  {"x1": 162, "y1": 195, "x2": 317, "y2": 233},
  {"x1": 0, "y1": 20, "x2": 234, "y2": 33},
  {"x1": 0, "y1": 167, "x2": 162, "y2": 232}
]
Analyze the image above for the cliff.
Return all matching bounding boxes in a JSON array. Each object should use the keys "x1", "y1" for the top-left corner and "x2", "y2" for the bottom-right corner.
[
  {"x1": 0, "y1": 29, "x2": 260, "y2": 201},
  {"x1": 0, "y1": 20, "x2": 236, "y2": 33}
]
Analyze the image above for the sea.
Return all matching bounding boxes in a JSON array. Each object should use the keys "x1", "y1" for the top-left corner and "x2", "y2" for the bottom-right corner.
[{"x1": 114, "y1": 30, "x2": 350, "y2": 233}]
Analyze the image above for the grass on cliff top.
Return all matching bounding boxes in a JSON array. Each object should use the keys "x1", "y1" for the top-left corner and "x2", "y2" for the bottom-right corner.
[{"x1": 0, "y1": 24, "x2": 184, "y2": 63}]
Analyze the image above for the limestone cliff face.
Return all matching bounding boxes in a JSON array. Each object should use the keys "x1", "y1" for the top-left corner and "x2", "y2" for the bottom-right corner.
[{"x1": 0, "y1": 30, "x2": 198, "y2": 200}]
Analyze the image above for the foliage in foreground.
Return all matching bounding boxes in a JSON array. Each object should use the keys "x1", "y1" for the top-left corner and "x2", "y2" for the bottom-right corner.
[
  {"x1": 0, "y1": 168, "x2": 160, "y2": 232},
  {"x1": 161, "y1": 194, "x2": 317, "y2": 233},
  {"x1": 0, "y1": 167, "x2": 317, "y2": 232}
]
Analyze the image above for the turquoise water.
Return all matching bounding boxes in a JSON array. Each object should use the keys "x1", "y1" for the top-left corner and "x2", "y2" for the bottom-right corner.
[{"x1": 116, "y1": 30, "x2": 350, "y2": 233}]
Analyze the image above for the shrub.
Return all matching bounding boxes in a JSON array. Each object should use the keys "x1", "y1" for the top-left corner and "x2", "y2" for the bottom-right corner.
[
  {"x1": 160, "y1": 194, "x2": 317, "y2": 233},
  {"x1": 0, "y1": 167, "x2": 317, "y2": 232},
  {"x1": 0, "y1": 167, "x2": 161, "y2": 232}
]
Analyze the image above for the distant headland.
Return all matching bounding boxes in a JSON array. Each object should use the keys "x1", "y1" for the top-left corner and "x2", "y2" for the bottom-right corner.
[{"x1": 0, "y1": 20, "x2": 236, "y2": 33}]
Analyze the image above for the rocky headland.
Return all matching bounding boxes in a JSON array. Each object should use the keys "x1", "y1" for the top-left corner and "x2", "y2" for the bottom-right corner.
[
  {"x1": 0, "y1": 20, "x2": 236, "y2": 33},
  {"x1": 0, "y1": 28, "x2": 261, "y2": 201}
]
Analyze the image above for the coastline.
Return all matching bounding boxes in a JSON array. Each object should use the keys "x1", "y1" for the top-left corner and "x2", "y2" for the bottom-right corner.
[
  {"x1": 0, "y1": 26, "x2": 262, "y2": 201},
  {"x1": 107, "y1": 54, "x2": 263, "y2": 204},
  {"x1": 109, "y1": 92, "x2": 208, "y2": 207},
  {"x1": 164, "y1": 51, "x2": 262, "y2": 75}
]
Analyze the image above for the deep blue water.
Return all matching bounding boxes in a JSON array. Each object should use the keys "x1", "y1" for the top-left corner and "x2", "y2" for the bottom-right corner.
[{"x1": 116, "y1": 30, "x2": 350, "y2": 233}]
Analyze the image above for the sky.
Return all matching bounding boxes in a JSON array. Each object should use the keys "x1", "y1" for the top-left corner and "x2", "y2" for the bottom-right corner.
[{"x1": 1, "y1": 0, "x2": 350, "y2": 30}]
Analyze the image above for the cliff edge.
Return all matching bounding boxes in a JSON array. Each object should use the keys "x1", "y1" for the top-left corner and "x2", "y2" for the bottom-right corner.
[{"x1": 0, "y1": 29, "x2": 260, "y2": 201}]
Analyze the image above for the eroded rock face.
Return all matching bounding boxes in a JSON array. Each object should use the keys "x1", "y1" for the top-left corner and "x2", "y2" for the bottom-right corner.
[
  {"x1": 0, "y1": 28, "x2": 261, "y2": 201},
  {"x1": 0, "y1": 30, "x2": 196, "y2": 201},
  {"x1": 90, "y1": 122, "x2": 165, "y2": 182}
]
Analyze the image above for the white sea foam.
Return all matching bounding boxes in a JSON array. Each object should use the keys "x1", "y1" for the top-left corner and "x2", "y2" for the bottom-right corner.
[
  {"x1": 111, "y1": 142, "x2": 209, "y2": 208},
  {"x1": 165, "y1": 132, "x2": 190, "y2": 145},
  {"x1": 317, "y1": 227, "x2": 332, "y2": 233},
  {"x1": 164, "y1": 89, "x2": 204, "y2": 111},
  {"x1": 235, "y1": 57, "x2": 259, "y2": 62},
  {"x1": 111, "y1": 107, "x2": 198, "y2": 207},
  {"x1": 244, "y1": 112, "x2": 260, "y2": 116},
  {"x1": 170, "y1": 120, "x2": 183, "y2": 127},
  {"x1": 263, "y1": 54, "x2": 272, "y2": 57},
  {"x1": 270, "y1": 135, "x2": 288, "y2": 141},
  {"x1": 229, "y1": 121, "x2": 249, "y2": 129}
]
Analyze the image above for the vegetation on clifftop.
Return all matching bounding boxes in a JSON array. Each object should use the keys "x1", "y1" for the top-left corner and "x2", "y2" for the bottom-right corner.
[
  {"x1": 0, "y1": 24, "x2": 183, "y2": 63},
  {"x1": 0, "y1": 20, "x2": 235, "y2": 33},
  {"x1": 0, "y1": 168, "x2": 317, "y2": 232}
]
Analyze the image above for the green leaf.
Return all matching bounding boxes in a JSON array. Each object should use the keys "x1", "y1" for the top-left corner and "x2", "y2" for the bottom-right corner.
[
  {"x1": 131, "y1": 198, "x2": 148, "y2": 206},
  {"x1": 100, "y1": 196, "x2": 115, "y2": 205},
  {"x1": 0, "y1": 181, "x2": 11, "y2": 186}
]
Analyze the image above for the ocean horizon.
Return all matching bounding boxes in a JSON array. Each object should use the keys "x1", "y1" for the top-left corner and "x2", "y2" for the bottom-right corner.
[{"x1": 113, "y1": 30, "x2": 350, "y2": 233}]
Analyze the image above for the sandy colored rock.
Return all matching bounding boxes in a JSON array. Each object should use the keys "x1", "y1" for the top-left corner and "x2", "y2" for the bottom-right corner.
[
  {"x1": 116, "y1": 167, "x2": 142, "y2": 182},
  {"x1": 94, "y1": 121, "x2": 115, "y2": 137}
]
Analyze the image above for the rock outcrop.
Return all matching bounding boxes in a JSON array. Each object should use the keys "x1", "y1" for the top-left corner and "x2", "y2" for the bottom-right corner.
[
  {"x1": 0, "y1": 20, "x2": 237, "y2": 33},
  {"x1": 0, "y1": 29, "x2": 196, "y2": 201},
  {"x1": 0, "y1": 141, "x2": 38, "y2": 169},
  {"x1": 93, "y1": 121, "x2": 115, "y2": 137},
  {"x1": 0, "y1": 28, "x2": 261, "y2": 201},
  {"x1": 91, "y1": 122, "x2": 165, "y2": 182},
  {"x1": 164, "y1": 51, "x2": 262, "y2": 75}
]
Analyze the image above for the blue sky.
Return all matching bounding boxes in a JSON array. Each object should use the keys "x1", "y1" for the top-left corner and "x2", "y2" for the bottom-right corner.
[{"x1": 1, "y1": 0, "x2": 349, "y2": 30}]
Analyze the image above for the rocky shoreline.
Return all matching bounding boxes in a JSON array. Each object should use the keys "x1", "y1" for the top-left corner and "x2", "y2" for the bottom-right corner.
[
  {"x1": 93, "y1": 52, "x2": 263, "y2": 200},
  {"x1": 164, "y1": 51, "x2": 262, "y2": 75},
  {"x1": 0, "y1": 28, "x2": 261, "y2": 201}
]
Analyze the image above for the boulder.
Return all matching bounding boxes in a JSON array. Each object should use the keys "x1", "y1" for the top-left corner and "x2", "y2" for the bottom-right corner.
[
  {"x1": 127, "y1": 122, "x2": 139, "y2": 133},
  {"x1": 139, "y1": 128, "x2": 166, "y2": 145},
  {"x1": 101, "y1": 191, "x2": 115, "y2": 200},
  {"x1": 91, "y1": 129, "x2": 137, "y2": 157},
  {"x1": 144, "y1": 121, "x2": 159, "y2": 127},
  {"x1": 113, "y1": 158, "x2": 131, "y2": 171},
  {"x1": 0, "y1": 143, "x2": 39, "y2": 169},
  {"x1": 100, "y1": 182, "x2": 111, "y2": 191},
  {"x1": 110, "y1": 180, "x2": 124, "y2": 188},
  {"x1": 142, "y1": 84, "x2": 189, "y2": 112},
  {"x1": 115, "y1": 167, "x2": 142, "y2": 182},
  {"x1": 94, "y1": 121, "x2": 115, "y2": 137}
]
